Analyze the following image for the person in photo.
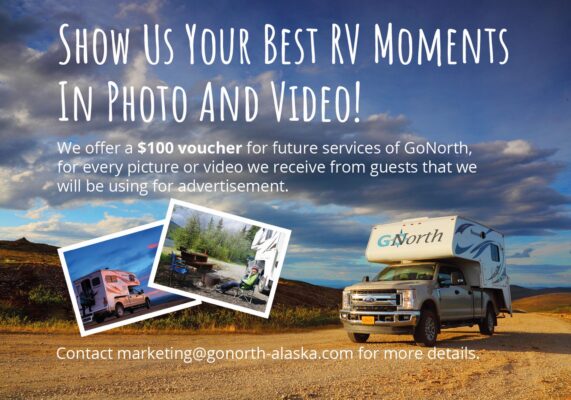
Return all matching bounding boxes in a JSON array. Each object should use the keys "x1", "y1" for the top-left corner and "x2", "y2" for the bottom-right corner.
[{"x1": 216, "y1": 266, "x2": 260, "y2": 294}]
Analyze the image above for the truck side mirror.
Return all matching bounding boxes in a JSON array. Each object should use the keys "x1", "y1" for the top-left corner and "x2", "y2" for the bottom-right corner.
[
  {"x1": 362, "y1": 276, "x2": 370, "y2": 282},
  {"x1": 451, "y1": 272, "x2": 465, "y2": 286}
]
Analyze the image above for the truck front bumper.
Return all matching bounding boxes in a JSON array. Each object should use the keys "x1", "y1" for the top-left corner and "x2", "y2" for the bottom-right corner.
[{"x1": 340, "y1": 310, "x2": 420, "y2": 334}]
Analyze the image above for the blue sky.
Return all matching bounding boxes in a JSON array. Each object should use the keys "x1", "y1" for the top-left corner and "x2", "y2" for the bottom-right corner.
[
  {"x1": 0, "y1": 0, "x2": 570, "y2": 288},
  {"x1": 62, "y1": 224, "x2": 176, "y2": 299}
]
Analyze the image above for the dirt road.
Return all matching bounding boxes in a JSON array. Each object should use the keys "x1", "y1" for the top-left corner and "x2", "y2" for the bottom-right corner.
[{"x1": 1, "y1": 313, "x2": 569, "y2": 399}]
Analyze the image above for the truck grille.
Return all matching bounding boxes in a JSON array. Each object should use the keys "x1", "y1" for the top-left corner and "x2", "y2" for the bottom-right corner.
[
  {"x1": 351, "y1": 305, "x2": 397, "y2": 312},
  {"x1": 351, "y1": 289, "x2": 396, "y2": 294},
  {"x1": 349, "y1": 290, "x2": 400, "y2": 310}
]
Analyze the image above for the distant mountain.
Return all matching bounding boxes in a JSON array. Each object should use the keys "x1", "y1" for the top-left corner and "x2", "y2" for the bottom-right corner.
[
  {"x1": 510, "y1": 285, "x2": 571, "y2": 301},
  {"x1": 0, "y1": 237, "x2": 59, "y2": 255},
  {"x1": 166, "y1": 221, "x2": 182, "y2": 240}
]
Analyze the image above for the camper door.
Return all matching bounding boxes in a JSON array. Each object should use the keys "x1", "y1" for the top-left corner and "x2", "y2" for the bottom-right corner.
[{"x1": 76, "y1": 274, "x2": 106, "y2": 314}]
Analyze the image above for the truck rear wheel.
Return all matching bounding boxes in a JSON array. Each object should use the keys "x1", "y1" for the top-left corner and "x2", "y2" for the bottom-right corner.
[
  {"x1": 115, "y1": 303, "x2": 125, "y2": 318},
  {"x1": 347, "y1": 332, "x2": 370, "y2": 343},
  {"x1": 414, "y1": 309, "x2": 438, "y2": 347},
  {"x1": 479, "y1": 305, "x2": 495, "y2": 335},
  {"x1": 145, "y1": 298, "x2": 151, "y2": 309}
]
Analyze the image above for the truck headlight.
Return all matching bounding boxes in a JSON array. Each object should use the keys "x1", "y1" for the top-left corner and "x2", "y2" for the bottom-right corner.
[
  {"x1": 398, "y1": 289, "x2": 416, "y2": 309},
  {"x1": 342, "y1": 290, "x2": 351, "y2": 309}
]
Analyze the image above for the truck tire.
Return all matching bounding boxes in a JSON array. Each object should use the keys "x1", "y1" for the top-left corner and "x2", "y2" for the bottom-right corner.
[
  {"x1": 259, "y1": 279, "x2": 272, "y2": 296},
  {"x1": 115, "y1": 303, "x2": 125, "y2": 318},
  {"x1": 414, "y1": 309, "x2": 438, "y2": 347},
  {"x1": 145, "y1": 298, "x2": 151, "y2": 309},
  {"x1": 479, "y1": 305, "x2": 495, "y2": 335},
  {"x1": 347, "y1": 332, "x2": 370, "y2": 343}
]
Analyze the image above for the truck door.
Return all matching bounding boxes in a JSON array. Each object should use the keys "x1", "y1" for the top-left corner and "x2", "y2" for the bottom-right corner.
[
  {"x1": 128, "y1": 286, "x2": 144, "y2": 307},
  {"x1": 437, "y1": 266, "x2": 473, "y2": 321}
]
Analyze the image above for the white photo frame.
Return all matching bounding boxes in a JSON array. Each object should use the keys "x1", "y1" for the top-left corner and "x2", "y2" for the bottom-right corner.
[{"x1": 149, "y1": 199, "x2": 291, "y2": 318}]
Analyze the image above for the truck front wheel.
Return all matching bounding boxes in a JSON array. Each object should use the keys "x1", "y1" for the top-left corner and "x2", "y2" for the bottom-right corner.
[
  {"x1": 115, "y1": 303, "x2": 125, "y2": 318},
  {"x1": 479, "y1": 305, "x2": 495, "y2": 335},
  {"x1": 414, "y1": 309, "x2": 438, "y2": 347},
  {"x1": 347, "y1": 332, "x2": 370, "y2": 343}
]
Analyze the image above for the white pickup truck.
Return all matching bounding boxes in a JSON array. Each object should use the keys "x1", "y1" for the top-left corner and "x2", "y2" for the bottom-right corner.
[{"x1": 340, "y1": 216, "x2": 512, "y2": 346}]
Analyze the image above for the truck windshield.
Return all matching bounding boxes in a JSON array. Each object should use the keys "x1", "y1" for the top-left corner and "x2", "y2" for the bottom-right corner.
[{"x1": 375, "y1": 264, "x2": 435, "y2": 281}]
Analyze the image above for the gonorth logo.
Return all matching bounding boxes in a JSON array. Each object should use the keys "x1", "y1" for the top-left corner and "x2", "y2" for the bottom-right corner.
[{"x1": 377, "y1": 228, "x2": 444, "y2": 248}]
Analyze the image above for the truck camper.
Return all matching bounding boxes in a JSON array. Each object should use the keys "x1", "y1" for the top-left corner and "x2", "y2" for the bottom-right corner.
[
  {"x1": 73, "y1": 268, "x2": 150, "y2": 324},
  {"x1": 340, "y1": 216, "x2": 511, "y2": 346}
]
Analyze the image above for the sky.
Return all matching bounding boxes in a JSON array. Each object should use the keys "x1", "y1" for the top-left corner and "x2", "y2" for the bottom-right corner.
[
  {"x1": 0, "y1": 0, "x2": 570, "y2": 288},
  {"x1": 62, "y1": 224, "x2": 179, "y2": 300}
]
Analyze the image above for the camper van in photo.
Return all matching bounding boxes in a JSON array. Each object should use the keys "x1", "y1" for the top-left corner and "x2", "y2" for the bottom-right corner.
[
  {"x1": 73, "y1": 269, "x2": 151, "y2": 324},
  {"x1": 340, "y1": 216, "x2": 512, "y2": 346},
  {"x1": 250, "y1": 227, "x2": 286, "y2": 295}
]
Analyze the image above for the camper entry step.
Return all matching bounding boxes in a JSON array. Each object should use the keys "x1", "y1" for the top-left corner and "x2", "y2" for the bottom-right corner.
[{"x1": 82, "y1": 314, "x2": 93, "y2": 324}]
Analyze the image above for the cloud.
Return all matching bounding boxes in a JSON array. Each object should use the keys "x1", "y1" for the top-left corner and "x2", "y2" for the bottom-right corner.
[
  {"x1": 508, "y1": 247, "x2": 534, "y2": 258},
  {"x1": 116, "y1": 0, "x2": 164, "y2": 22},
  {"x1": 1, "y1": 11, "x2": 565, "y2": 239},
  {"x1": 0, "y1": 11, "x2": 39, "y2": 45},
  {"x1": 23, "y1": 204, "x2": 49, "y2": 219},
  {"x1": 0, "y1": 35, "x2": 569, "y2": 237}
]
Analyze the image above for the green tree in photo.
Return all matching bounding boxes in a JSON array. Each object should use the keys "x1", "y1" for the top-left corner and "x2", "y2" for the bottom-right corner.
[
  {"x1": 173, "y1": 215, "x2": 202, "y2": 251},
  {"x1": 173, "y1": 213, "x2": 259, "y2": 264}
]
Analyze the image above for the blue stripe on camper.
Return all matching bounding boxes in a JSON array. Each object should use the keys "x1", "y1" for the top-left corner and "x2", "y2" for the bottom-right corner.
[
  {"x1": 470, "y1": 240, "x2": 496, "y2": 258},
  {"x1": 455, "y1": 223, "x2": 473, "y2": 234},
  {"x1": 455, "y1": 243, "x2": 472, "y2": 255}
]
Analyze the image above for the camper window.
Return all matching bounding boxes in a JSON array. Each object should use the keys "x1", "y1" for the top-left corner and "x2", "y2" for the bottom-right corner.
[
  {"x1": 105, "y1": 275, "x2": 117, "y2": 283},
  {"x1": 128, "y1": 274, "x2": 136, "y2": 282},
  {"x1": 91, "y1": 277, "x2": 101, "y2": 287},
  {"x1": 491, "y1": 244, "x2": 500, "y2": 262}
]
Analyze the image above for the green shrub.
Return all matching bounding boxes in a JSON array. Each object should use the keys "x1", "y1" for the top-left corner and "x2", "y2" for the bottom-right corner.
[{"x1": 28, "y1": 285, "x2": 66, "y2": 305}]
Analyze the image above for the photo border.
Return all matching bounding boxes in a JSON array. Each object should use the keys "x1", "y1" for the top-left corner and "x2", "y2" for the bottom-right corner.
[
  {"x1": 58, "y1": 220, "x2": 202, "y2": 337},
  {"x1": 149, "y1": 199, "x2": 291, "y2": 318}
]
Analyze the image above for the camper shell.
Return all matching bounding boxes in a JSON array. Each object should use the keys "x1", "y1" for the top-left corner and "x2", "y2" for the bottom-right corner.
[
  {"x1": 249, "y1": 228, "x2": 286, "y2": 295},
  {"x1": 73, "y1": 268, "x2": 150, "y2": 324},
  {"x1": 340, "y1": 216, "x2": 511, "y2": 346}
]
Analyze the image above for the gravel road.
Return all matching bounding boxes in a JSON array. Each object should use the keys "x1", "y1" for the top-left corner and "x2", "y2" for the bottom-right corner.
[{"x1": 1, "y1": 313, "x2": 569, "y2": 399}]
